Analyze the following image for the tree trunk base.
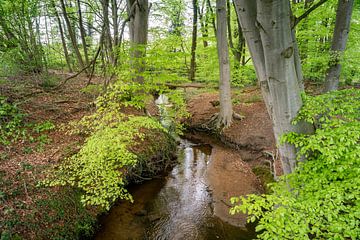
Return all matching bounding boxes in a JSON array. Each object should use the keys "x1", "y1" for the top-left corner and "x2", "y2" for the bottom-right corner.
[{"x1": 201, "y1": 111, "x2": 244, "y2": 131}]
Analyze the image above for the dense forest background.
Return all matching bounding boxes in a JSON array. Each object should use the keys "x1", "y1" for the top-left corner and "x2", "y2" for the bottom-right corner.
[{"x1": 0, "y1": 0, "x2": 359, "y2": 86}]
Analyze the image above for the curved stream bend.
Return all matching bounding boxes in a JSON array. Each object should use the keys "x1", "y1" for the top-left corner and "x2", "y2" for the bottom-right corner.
[{"x1": 95, "y1": 139, "x2": 255, "y2": 240}]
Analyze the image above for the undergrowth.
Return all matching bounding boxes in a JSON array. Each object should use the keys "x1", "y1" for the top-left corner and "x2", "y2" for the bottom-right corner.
[
  {"x1": 230, "y1": 89, "x2": 360, "y2": 239},
  {"x1": 42, "y1": 80, "x2": 186, "y2": 210}
]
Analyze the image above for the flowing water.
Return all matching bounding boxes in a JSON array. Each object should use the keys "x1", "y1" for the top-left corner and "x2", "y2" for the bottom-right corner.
[{"x1": 95, "y1": 139, "x2": 256, "y2": 240}]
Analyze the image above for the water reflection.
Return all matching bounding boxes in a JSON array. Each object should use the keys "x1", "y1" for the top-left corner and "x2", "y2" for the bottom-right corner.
[{"x1": 95, "y1": 139, "x2": 255, "y2": 240}]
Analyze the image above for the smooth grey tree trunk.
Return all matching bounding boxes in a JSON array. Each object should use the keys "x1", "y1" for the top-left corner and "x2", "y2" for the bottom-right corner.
[
  {"x1": 216, "y1": 0, "x2": 233, "y2": 127},
  {"x1": 127, "y1": 0, "x2": 149, "y2": 83},
  {"x1": 189, "y1": 0, "x2": 198, "y2": 81},
  {"x1": 233, "y1": 0, "x2": 272, "y2": 117},
  {"x1": 324, "y1": 0, "x2": 354, "y2": 92},
  {"x1": 234, "y1": 0, "x2": 313, "y2": 174}
]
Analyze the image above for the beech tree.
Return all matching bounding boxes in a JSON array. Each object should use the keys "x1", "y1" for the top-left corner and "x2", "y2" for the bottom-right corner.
[
  {"x1": 324, "y1": 0, "x2": 354, "y2": 92},
  {"x1": 189, "y1": 0, "x2": 198, "y2": 81},
  {"x1": 215, "y1": 0, "x2": 233, "y2": 127},
  {"x1": 233, "y1": 0, "x2": 313, "y2": 174},
  {"x1": 127, "y1": 0, "x2": 149, "y2": 83}
]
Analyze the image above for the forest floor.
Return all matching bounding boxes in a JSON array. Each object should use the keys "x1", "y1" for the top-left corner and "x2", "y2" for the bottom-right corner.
[
  {"x1": 1, "y1": 72, "x2": 278, "y2": 239},
  {"x1": 0, "y1": 72, "x2": 102, "y2": 239}
]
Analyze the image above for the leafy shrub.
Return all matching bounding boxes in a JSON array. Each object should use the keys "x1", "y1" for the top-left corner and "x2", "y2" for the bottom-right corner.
[
  {"x1": 43, "y1": 78, "x2": 186, "y2": 210},
  {"x1": 43, "y1": 115, "x2": 167, "y2": 210},
  {"x1": 0, "y1": 96, "x2": 27, "y2": 145},
  {"x1": 230, "y1": 89, "x2": 360, "y2": 239}
]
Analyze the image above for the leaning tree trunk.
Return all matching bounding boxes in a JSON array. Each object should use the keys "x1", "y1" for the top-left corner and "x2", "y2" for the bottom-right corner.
[
  {"x1": 234, "y1": 0, "x2": 313, "y2": 174},
  {"x1": 189, "y1": 0, "x2": 198, "y2": 81},
  {"x1": 60, "y1": 0, "x2": 86, "y2": 71},
  {"x1": 51, "y1": 0, "x2": 72, "y2": 72},
  {"x1": 127, "y1": 0, "x2": 149, "y2": 83},
  {"x1": 216, "y1": 0, "x2": 233, "y2": 128},
  {"x1": 323, "y1": 0, "x2": 354, "y2": 92},
  {"x1": 77, "y1": 0, "x2": 90, "y2": 66}
]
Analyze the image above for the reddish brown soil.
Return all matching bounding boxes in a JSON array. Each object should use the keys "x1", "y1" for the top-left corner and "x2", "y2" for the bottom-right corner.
[
  {"x1": 0, "y1": 73, "x2": 100, "y2": 239},
  {"x1": 186, "y1": 88, "x2": 282, "y2": 226}
]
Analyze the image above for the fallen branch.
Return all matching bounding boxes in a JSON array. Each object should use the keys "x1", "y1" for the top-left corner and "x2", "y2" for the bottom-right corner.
[{"x1": 53, "y1": 44, "x2": 102, "y2": 90}]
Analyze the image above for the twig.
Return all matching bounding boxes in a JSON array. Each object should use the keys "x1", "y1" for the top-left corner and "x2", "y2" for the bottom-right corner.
[
  {"x1": 53, "y1": 43, "x2": 102, "y2": 90},
  {"x1": 293, "y1": 0, "x2": 329, "y2": 28}
]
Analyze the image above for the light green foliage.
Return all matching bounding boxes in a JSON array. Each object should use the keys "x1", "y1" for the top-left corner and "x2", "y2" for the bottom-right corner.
[
  {"x1": 0, "y1": 96, "x2": 55, "y2": 148},
  {"x1": 43, "y1": 115, "x2": 166, "y2": 210},
  {"x1": 230, "y1": 89, "x2": 360, "y2": 239},
  {"x1": 293, "y1": 0, "x2": 360, "y2": 84},
  {"x1": 0, "y1": 96, "x2": 27, "y2": 145},
  {"x1": 44, "y1": 76, "x2": 186, "y2": 210}
]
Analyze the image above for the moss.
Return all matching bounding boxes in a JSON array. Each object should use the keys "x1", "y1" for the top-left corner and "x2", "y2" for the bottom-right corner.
[{"x1": 252, "y1": 166, "x2": 274, "y2": 193}]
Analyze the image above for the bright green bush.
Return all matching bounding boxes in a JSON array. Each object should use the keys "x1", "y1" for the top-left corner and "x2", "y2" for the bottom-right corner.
[
  {"x1": 230, "y1": 89, "x2": 360, "y2": 239},
  {"x1": 43, "y1": 78, "x2": 186, "y2": 210},
  {"x1": 43, "y1": 115, "x2": 166, "y2": 210},
  {"x1": 0, "y1": 96, "x2": 27, "y2": 145}
]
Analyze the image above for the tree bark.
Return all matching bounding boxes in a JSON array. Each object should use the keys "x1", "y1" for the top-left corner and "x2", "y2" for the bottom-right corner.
[
  {"x1": 101, "y1": 0, "x2": 115, "y2": 65},
  {"x1": 233, "y1": 0, "x2": 272, "y2": 116},
  {"x1": 77, "y1": 0, "x2": 90, "y2": 66},
  {"x1": 60, "y1": 0, "x2": 85, "y2": 70},
  {"x1": 189, "y1": 0, "x2": 198, "y2": 81},
  {"x1": 216, "y1": 0, "x2": 233, "y2": 128},
  {"x1": 226, "y1": 0, "x2": 241, "y2": 63},
  {"x1": 127, "y1": 0, "x2": 149, "y2": 83},
  {"x1": 52, "y1": 2, "x2": 73, "y2": 72},
  {"x1": 234, "y1": 0, "x2": 314, "y2": 174},
  {"x1": 198, "y1": 0, "x2": 209, "y2": 47},
  {"x1": 323, "y1": 0, "x2": 354, "y2": 92},
  {"x1": 206, "y1": 0, "x2": 217, "y2": 36}
]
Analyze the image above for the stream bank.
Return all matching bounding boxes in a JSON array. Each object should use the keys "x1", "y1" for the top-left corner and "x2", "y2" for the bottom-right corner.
[
  {"x1": 95, "y1": 139, "x2": 257, "y2": 240},
  {"x1": 185, "y1": 90, "x2": 279, "y2": 225}
]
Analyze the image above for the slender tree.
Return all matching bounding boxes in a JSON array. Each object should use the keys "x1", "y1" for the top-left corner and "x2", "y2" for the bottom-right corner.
[
  {"x1": 60, "y1": 0, "x2": 86, "y2": 71},
  {"x1": 127, "y1": 0, "x2": 149, "y2": 83},
  {"x1": 50, "y1": 0, "x2": 73, "y2": 72},
  {"x1": 77, "y1": 0, "x2": 90, "y2": 66},
  {"x1": 189, "y1": 0, "x2": 198, "y2": 81},
  {"x1": 324, "y1": 0, "x2": 354, "y2": 92},
  {"x1": 216, "y1": 0, "x2": 233, "y2": 127}
]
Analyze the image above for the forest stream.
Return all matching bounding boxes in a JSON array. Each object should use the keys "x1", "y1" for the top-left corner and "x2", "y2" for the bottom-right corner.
[{"x1": 95, "y1": 139, "x2": 256, "y2": 240}]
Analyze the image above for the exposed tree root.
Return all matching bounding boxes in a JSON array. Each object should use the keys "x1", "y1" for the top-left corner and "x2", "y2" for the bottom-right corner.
[{"x1": 201, "y1": 111, "x2": 245, "y2": 131}]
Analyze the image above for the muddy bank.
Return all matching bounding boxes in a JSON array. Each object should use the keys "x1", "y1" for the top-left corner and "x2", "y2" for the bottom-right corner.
[
  {"x1": 185, "y1": 91, "x2": 279, "y2": 226},
  {"x1": 95, "y1": 139, "x2": 257, "y2": 240}
]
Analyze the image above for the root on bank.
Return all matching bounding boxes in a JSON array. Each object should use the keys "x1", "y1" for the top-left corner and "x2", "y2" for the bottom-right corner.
[{"x1": 201, "y1": 112, "x2": 245, "y2": 131}]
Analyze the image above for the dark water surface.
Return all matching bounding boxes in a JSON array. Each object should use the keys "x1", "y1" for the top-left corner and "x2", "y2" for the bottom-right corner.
[{"x1": 95, "y1": 140, "x2": 255, "y2": 240}]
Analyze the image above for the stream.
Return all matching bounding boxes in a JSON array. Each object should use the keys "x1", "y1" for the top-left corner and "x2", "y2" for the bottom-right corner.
[{"x1": 95, "y1": 139, "x2": 256, "y2": 240}]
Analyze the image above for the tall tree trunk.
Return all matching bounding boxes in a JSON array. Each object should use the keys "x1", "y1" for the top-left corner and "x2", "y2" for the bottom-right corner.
[
  {"x1": 189, "y1": 0, "x2": 198, "y2": 81},
  {"x1": 51, "y1": 0, "x2": 73, "y2": 72},
  {"x1": 101, "y1": 0, "x2": 115, "y2": 65},
  {"x1": 216, "y1": 0, "x2": 233, "y2": 127},
  {"x1": 206, "y1": 0, "x2": 217, "y2": 35},
  {"x1": 198, "y1": 0, "x2": 208, "y2": 47},
  {"x1": 324, "y1": 0, "x2": 354, "y2": 92},
  {"x1": 60, "y1": 0, "x2": 85, "y2": 70},
  {"x1": 127, "y1": 0, "x2": 149, "y2": 83},
  {"x1": 226, "y1": 0, "x2": 241, "y2": 63},
  {"x1": 77, "y1": 0, "x2": 90, "y2": 66},
  {"x1": 233, "y1": 0, "x2": 272, "y2": 115},
  {"x1": 232, "y1": 1, "x2": 246, "y2": 66},
  {"x1": 111, "y1": 0, "x2": 120, "y2": 65},
  {"x1": 234, "y1": 0, "x2": 313, "y2": 174}
]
